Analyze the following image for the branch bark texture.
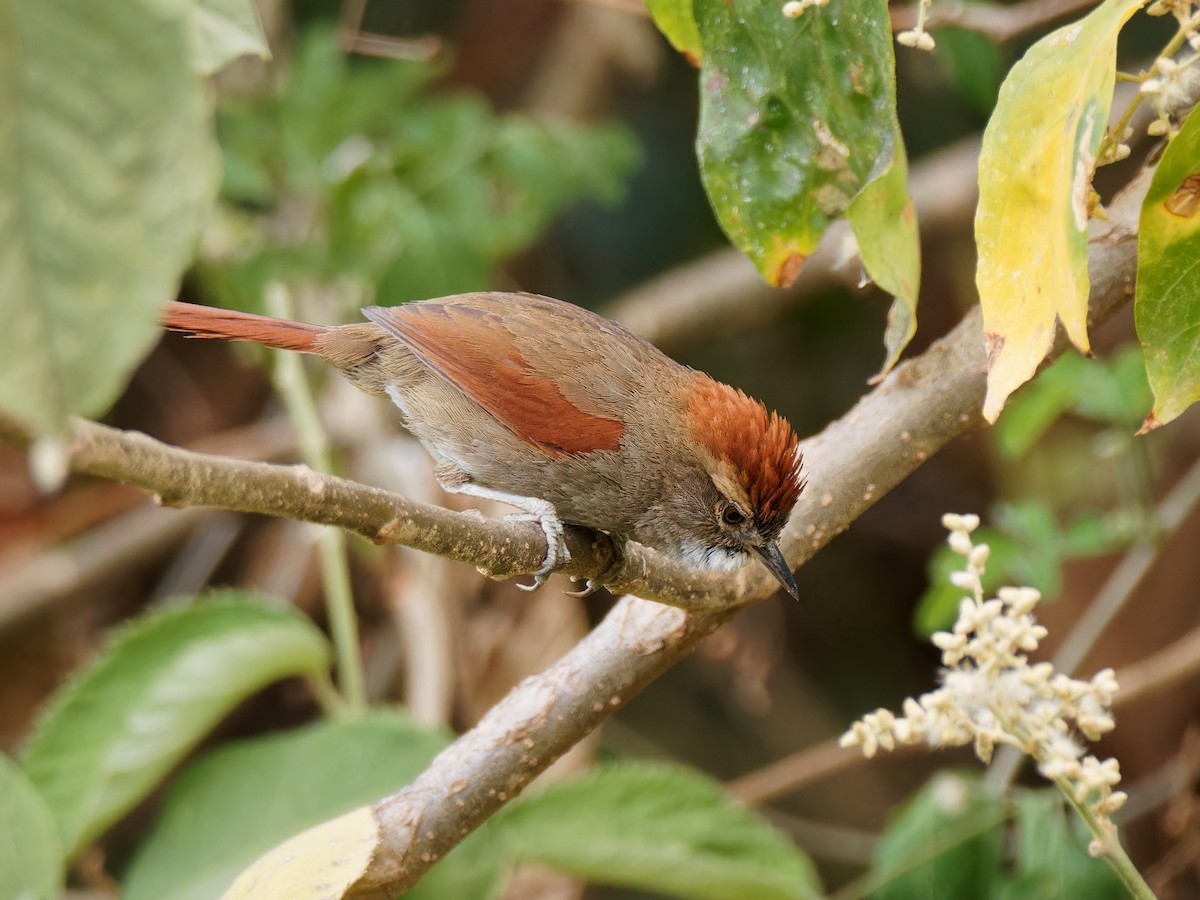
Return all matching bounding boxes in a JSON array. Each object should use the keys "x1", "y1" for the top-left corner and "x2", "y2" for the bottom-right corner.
[
  {"x1": 347, "y1": 160, "x2": 1147, "y2": 896},
  {"x1": 0, "y1": 153, "x2": 1150, "y2": 895}
]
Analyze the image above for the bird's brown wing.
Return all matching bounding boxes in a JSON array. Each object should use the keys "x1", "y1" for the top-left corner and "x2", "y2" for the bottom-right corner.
[{"x1": 363, "y1": 296, "x2": 625, "y2": 459}]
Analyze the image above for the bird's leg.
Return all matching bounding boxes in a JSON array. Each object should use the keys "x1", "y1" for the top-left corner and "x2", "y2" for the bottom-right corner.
[{"x1": 434, "y1": 461, "x2": 568, "y2": 590}]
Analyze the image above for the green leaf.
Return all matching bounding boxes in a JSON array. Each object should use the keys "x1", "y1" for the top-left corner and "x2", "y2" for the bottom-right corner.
[
  {"x1": 993, "y1": 355, "x2": 1087, "y2": 459},
  {"x1": 995, "y1": 346, "x2": 1153, "y2": 457},
  {"x1": 994, "y1": 790, "x2": 1125, "y2": 899},
  {"x1": 645, "y1": 0, "x2": 703, "y2": 63},
  {"x1": 1136, "y1": 102, "x2": 1200, "y2": 430},
  {"x1": 20, "y1": 591, "x2": 330, "y2": 858},
  {"x1": 0, "y1": 753, "x2": 63, "y2": 900},
  {"x1": 0, "y1": 0, "x2": 218, "y2": 435},
  {"x1": 497, "y1": 761, "x2": 821, "y2": 900},
  {"x1": 207, "y1": 29, "x2": 638, "y2": 311},
  {"x1": 124, "y1": 713, "x2": 502, "y2": 900},
  {"x1": 849, "y1": 122, "x2": 921, "y2": 380},
  {"x1": 188, "y1": 0, "x2": 270, "y2": 75},
  {"x1": 975, "y1": 0, "x2": 1145, "y2": 422},
  {"x1": 695, "y1": 0, "x2": 894, "y2": 286},
  {"x1": 869, "y1": 772, "x2": 1007, "y2": 899}
]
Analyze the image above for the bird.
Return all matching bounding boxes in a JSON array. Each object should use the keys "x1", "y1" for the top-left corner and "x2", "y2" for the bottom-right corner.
[{"x1": 161, "y1": 292, "x2": 805, "y2": 599}]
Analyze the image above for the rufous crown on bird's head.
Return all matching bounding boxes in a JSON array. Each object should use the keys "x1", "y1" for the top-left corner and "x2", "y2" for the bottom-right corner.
[{"x1": 685, "y1": 375, "x2": 805, "y2": 539}]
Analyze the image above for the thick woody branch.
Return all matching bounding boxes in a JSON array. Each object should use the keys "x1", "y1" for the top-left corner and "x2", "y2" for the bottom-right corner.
[
  {"x1": 346, "y1": 166, "x2": 1148, "y2": 895},
  {"x1": 0, "y1": 416, "x2": 633, "y2": 596},
  {"x1": 0, "y1": 156, "x2": 1149, "y2": 894}
]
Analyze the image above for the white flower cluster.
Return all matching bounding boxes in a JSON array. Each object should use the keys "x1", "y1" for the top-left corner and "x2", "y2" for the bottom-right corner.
[
  {"x1": 1140, "y1": 4, "x2": 1200, "y2": 136},
  {"x1": 841, "y1": 513, "x2": 1128, "y2": 844},
  {"x1": 782, "y1": 0, "x2": 829, "y2": 18}
]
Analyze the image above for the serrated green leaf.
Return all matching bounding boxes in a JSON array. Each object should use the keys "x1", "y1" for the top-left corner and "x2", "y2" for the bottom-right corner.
[
  {"x1": 207, "y1": 28, "x2": 638, "y2": 312},
  {"x1": 498, "y1": 761, "x2": 821, "y2": 900},
  {"x1": 0, "y1": 754, "x2": 63, "y2": 900},
  {"x1": 975, "y1": 0, "x2": 1145, "y2": 423},
  {"x1": 124, "y1": 713, "x2": 502, "y2": 900},
  {"x1": 645, "y1": 0, "x2": 703, "y2": 63},
  {"x1": 695, "y1": 0, "x2": 894, "y2": 286},
  {"x1": 994, "y1": 790, "x2": 1125, "y2": 899},
  {"x1": 0, "y1": 0, "x2": 218, "y2": 435},
  {"x1": 20, "y1": 591, "x2": 330, "y2": 858},
  {"x1": 188, "y1": 0, "x2": 270, "y2": 75},
  {"x1": 849, "y1": 121, "x2": 921, "y2": 380},
  {"x1": 1136, "y1": 103, "x2": 1200, "y2": 430},
  {"x1": 870, "y1": 772, "x2": 1007, "y2": 900}
]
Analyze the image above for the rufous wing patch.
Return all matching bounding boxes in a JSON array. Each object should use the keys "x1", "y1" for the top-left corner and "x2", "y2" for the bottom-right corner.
[{"x1": 363, "y1": 303, "x2": 624, "y2": 459}]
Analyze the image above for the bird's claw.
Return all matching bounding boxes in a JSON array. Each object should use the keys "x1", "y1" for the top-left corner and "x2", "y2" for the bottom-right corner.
[
  {"x1": 507, "y1": 504, "x2": 569, "y2": 591},
  {"x1": 563, "y1": 578, "x2": 602, "y2": 598},
  {"x1": 563, "y1": 550, "x2": 622, "y2": 598}
]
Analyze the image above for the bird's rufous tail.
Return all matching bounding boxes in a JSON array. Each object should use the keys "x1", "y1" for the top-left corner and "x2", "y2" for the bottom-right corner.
[{"x1": 161, "y1": 301, "x2": 327, "y2": 353}]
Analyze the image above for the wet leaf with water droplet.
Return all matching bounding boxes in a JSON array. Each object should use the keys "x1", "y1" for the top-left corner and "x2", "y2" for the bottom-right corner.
[{"x1": 694, "y1": 0, "x2": 894, "y2": 287}]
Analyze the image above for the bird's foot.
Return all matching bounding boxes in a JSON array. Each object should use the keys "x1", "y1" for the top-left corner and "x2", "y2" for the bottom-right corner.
[
  {"x1": 436, "y1": 475, "x2": 567, "y2": 590},
  {"x1": 564, "y1": 550, "x2": 622, "y2": 598},
  {"x1": 504, "y1": 501, "x2": 569, "y2": 591}
]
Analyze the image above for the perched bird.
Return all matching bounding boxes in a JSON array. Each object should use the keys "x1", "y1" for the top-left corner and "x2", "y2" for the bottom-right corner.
[{"x1": 162, "y1": 293, "x2": 805, "y2": 599}]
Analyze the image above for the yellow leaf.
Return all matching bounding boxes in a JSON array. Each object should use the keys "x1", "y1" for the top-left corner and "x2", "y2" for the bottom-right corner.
[
  {"x1": 221, "y1": 806, "x2": 378, "y2": 900},
  {"x1": 975, "y1": 0, "x2": 1146, "y2": 422}
]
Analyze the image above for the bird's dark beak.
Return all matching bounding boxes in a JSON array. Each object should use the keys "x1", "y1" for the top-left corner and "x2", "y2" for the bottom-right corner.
[{"x1": 751, "y1": 543, "x2": 800, "y2": 601}]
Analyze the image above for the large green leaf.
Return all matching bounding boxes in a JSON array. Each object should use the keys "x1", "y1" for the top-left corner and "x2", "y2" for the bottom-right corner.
[
  {"x1": 694, "y1": 0, "x2": 894, "y2": 286},
  {"x1": 974, "y1": 0, "x2": 1146, "y2": 422},
  {"x1": 1135, "y1": 103, "x2": 1200, "y2": 431},
  {"x1": 124, "y1": 713, "x2": 502, "y2": 900},
  {"x1": 497, "y1": 761, "x2": 821, "y2": 900},
  {"x1": 20, "y1": 592, "x2": 330, "y2": 858},
  {"x1": 0, "y1": 0, "x2": 218, "y2": 435},
  {"x1": 0, "y1": 753, "x2": 63, "y2": 900}
]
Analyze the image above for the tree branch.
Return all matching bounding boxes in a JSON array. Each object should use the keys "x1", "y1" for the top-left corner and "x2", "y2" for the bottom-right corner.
[
  {"x1": 345, "y1": 156, "x2": 1149, "y2": 897},
  {"x1": 0, "y1": 149, "x2": 1151, "y2": 898},
  {"x1": 890, "y1": 0, "x2": 1100, "y2": 44}
]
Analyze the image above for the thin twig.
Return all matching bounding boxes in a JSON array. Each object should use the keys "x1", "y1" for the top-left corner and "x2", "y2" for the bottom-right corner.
[
  {"x1": 343, "y1": 163, "x2": 1149, "y2": 897},
  {"x1": 890, "y1": 0, "x2": 1101, "y2": 44},
  {"x1": 268, "y1": 284, "x2": 366, "y2": 712},
  {"x1": 0, "y1": 144, "x2": 1152, "y2": 898},
  {"x1": 1055, "y1": 455, "x2": 1200, "y2": 676},
  {"x1": 988, "y1": 454, "x2": 1200, "y2": 787}
]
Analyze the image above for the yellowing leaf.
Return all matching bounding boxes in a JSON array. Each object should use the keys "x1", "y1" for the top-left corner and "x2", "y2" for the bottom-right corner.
[
  {"x1": 975, "y1": 0, "x2": 1146, "y2": 422},
  {"x1": 222, "y1": 806, "x2": 378, "y2": 900},
  {"x1": 1135, "y1": 104, "x2": 1200, "y2": 430}
]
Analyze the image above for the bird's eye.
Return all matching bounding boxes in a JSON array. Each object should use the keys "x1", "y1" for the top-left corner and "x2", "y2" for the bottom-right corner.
[{"x1": 720, "y1": 503, "x2": 746, "y2": 526}]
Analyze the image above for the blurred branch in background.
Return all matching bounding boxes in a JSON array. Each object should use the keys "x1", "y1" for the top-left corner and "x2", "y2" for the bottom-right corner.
[{"x1": 890, "y1": 0, "x2": 1102, "y2": 43}]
